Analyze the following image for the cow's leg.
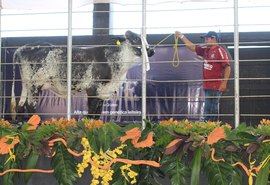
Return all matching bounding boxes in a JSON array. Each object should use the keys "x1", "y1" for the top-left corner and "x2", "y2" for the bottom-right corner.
[
  {"x1": 25, "y1": 85, "x2": 40, "y2": 117},
  {"x1": 87, "y1": 98, "x2": 104, "y2": 120},
  {"x1": 17, "y1": 82, "x2": 28, "y2": 122},
  {"x1": 86, "y1": 87, "x2": 104, "y2": 120}
]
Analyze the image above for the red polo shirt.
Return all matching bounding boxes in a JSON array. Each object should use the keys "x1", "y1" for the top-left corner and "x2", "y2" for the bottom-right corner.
[{"x1": 195, "y1": 45, "x2": 230, "y2": 90}]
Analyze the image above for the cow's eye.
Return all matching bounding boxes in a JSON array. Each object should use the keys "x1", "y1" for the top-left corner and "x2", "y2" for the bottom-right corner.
[{"x1": 133, "y1": 38, "x2": 139, "y2": 42}]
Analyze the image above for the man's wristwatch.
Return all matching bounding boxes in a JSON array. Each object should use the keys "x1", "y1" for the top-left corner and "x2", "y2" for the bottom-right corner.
[{"x1": 180, "y1": 35, "x2": 185, "y2": 39}]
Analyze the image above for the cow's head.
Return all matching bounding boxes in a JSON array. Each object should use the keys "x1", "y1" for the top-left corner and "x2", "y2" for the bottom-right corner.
[{"x1": 124, "y1": 30, "x2": 155, "y2": 57}]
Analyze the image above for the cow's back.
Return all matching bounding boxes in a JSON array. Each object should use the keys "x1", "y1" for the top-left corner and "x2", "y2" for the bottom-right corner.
[{"x1": 14, "y1": 42, "x2": 56, "y2": 63}]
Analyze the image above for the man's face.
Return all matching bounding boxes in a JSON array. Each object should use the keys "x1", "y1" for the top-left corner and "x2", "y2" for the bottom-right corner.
[{"x1": 204, "y1": 37, "x2": 217, "y2": 46}]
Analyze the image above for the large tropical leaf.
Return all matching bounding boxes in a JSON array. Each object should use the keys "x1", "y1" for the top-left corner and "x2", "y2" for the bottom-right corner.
[
  {"x1": 2, "y1": 154, "x2": 18, "y2": 185},
  {"x1": 24, "y1": 151, "x2": 39, "y2": 183},
  {"x1": 98, "y1": 125, "x2": 114, "y2": 151},
  {"x1": 112, "y1": 179, "x2": 129, "y2": 185},
  {"x1": 111, "y1": 163, "x2": 129, "y2": 185},
  {"x1": 107, "y1": 122, "x2": 122, "y2": 137},
  {"x1": 87, "y1": 124, "x2": 120, "y2": 153},
  {"x1": 190, "y1": 148, "x2": 202, "y2": 185},
  {"x1": 203, "y1": 159, "x2": 243, "y2": 185},
  {"x1": 226, "y1": 124, "x2": 256, "y2": 147},
  {"x1": 134, "y1": 133, "x2": 164, "y2": 185},
  {"x1": 255, "y1": 154, "x2": 270, "y2": 185},
  {"x1": 51, "y1": 143, "x2": 78, "y2": 185},
  {"x1": 137, "y1": 165, "x2": 163, "y2": 185},
  {"x1": 88, "y1": 128, "x2": 99, "y2": 153},
  {"x1": 161, "y1": 156, "x2": 190, "y2": 185}
]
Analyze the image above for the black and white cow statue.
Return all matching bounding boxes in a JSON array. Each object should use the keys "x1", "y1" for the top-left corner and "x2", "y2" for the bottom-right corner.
[{"x1": 10, "y1": 30, "x2": 154, "y2": 121}]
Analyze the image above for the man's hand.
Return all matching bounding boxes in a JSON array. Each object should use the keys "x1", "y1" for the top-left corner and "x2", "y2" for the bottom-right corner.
[
  {"x1": 219, "y1": 81, "x2": 227, "y2": 92},
  {"x1": 175, "y1": 31, "x2": 195, "y2": 52},
  {"x1": 175, "y1": 31, "x2": 183, "y2": 38}
]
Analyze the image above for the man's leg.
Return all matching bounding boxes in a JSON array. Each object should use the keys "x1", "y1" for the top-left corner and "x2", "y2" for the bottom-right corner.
[
  {"x1": 203, "y1": 90, "x2": 211, "y2": 121},
  {"x1": 210, "y1": 92, "x2": 222, "y2": 121},
  {"x1": 204, "y1": 90, "x2": 222, "y2": 121}
]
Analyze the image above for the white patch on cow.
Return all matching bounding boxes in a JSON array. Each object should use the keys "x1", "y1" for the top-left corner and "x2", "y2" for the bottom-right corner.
[
  {"x1": 38, "y1": 49, "x2": 67, "y2": 95},
  {"x1": 18, "y1": 82, "x2": 28, "y2": 107},
  {"x1": 97, "y1": 43, "x2": 140, "y2": 100},
  {"x1": 34, "y1": 49, "x2": 67, "y2": 95},
  {"x1": 75, "y1": 64, "x2": 95, "y2": 90}
]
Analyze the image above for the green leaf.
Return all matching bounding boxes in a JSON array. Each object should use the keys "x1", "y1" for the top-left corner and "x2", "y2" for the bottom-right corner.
[
  {"x1": 236, "y1": 132, "x2": 256, "y2": 141},
  {"x1": 144, "y1": 119, "x2": 154, "y2": 130},
  {"x1": 191, "y1": 148, "x2": 202, "y2": 185},
  {"x1": 3, "y1": 154, "x2": 17, "y2": 185},
  {"x1": 107, "y1": 122, "x2": 121, "y2": 138},
  {"x1": 136, "y1": 146, "x2": 164, "y2": 185},
  {"x1": 203, "y1": 157, "x2": 243, "y2": 185},
  {"x1": 0, "y1": 129, "x2": 15, "y2": 138},
  {"x1": 51, "y1": 143, "x2": 78, "y2": 185},
  {"x1": 111, "y1": 163, "x2": 130, "y2": 185},
  {"x1": 24, "y1": 152, "x2": 39, "y2": 183},
  {"x1": 88, "y1": 129, "x2": 99, "y2": 153},
  {"x1": 255, "y1": 156, "x2": 270, "y2": 185},
  {"x1": 98, "y1": 126, "x2": 111, "y2": 151},
  {"x1": 161, "y1": 156, "x2": 189, "y2": 185}
]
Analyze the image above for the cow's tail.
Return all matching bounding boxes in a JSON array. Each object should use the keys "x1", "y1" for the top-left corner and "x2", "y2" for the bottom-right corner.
[{"x1": 10, "y1": 51, "x2": 18, "y2": 120}]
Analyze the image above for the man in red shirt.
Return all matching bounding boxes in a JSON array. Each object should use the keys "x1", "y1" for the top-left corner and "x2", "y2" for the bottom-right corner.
[{"x1": 175, "y1": 31, "x2": 231, "y2": 121}]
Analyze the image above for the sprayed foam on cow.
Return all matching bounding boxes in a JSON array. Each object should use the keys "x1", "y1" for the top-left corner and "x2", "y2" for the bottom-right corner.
[
  {"x1": 97, "y1": 43, "x2": 140, "y2": 99},
  {"x1": 74, "y1": 64, "x2": 95, "y2": 91}
]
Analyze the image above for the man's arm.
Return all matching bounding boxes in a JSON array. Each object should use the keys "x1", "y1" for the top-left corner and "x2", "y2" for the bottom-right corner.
[
  {"x1": 219, "y1": 65, "x2": 231, "y2": 92},
  {"x1": 175, "y1": 31, "x2": 196, "y2": 52}
]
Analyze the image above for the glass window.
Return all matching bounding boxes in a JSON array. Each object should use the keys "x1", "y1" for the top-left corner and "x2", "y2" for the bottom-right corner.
[
  {"x1": 111, "y1": 0, "x2": 270, "y2": 35},
  {"x1": 1, "y1": 0, "x2": 270, "y2": 37},
  {"x1": 1, "y1": 4, "x2": 93, "y2": 37}
]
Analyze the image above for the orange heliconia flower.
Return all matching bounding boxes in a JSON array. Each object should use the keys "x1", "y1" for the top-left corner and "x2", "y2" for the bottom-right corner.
[
  {"x1": 0, "y1": 136, "x2": 20, "y2": 154},
  {"x1": 133, "y1": 132, "x2": 155, "y2": 148},
  {"x1": 207, "y1": 127, "x2": 226, "y2": 145},
  {"x1": 120, "y1": 127, "x2": 141, "y2": 143},
  {"x1": 120, "y1": 128, "x2": 155, "y2": 148},
  {"x1": 26, "y1": 115, "x2": 41, "y2": 131}
]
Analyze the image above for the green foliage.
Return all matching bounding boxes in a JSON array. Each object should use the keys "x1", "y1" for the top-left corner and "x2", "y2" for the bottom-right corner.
[
  {"x1": 2, "y1": 154, "x2": 18, "y2": 185},
  {"x1": 24, "y1": 152, "x2": 39, "y2": 183},
  {"x1": 191, "y1": 148, "x2": 202, "y2": 185},
  {"x1": 255, "y1": 159, "x2": 270, "y2": 185},
  {"x1": 136, "y1": 147, "x2": 164, "y2": 185},
  {"x1": 0, "y1": 118, "x2": 270, "y2": 185},
  {"x1": 153, "y1": 124, "x2": 174, "y2": 147},
  {"x1": 203, "y1": 159, "x2": 243, "y2": 185},
  {"x1": 256, "y1": 119, "x2": 270, "y2": 136},
  {"x1": 86, "y1": 122, "x2": 122, "y2": 153},
  {"x1": 226, "y1": 123, "x2": 256, "y2": 147},
  {"x1": 137, "y1": 166, "x2": 164, "y2": 185},
  {"x1": 51, "y1": 143, "x2": 78, "y2": 185},
  {"x1": 161, "y1": 156, "x2": 190, "y2": 185},
  {"x1": 111, "y1": 145, "x2": 138, "y2": 185},
  {"x1": 111, "y1": 163, "x2": 130, "y2": 185}
]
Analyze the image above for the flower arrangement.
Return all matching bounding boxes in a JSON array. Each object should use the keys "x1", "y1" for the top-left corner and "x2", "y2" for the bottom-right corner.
[{"x1": 0, "y1": 116, "x2": 269, "y2": 185}]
